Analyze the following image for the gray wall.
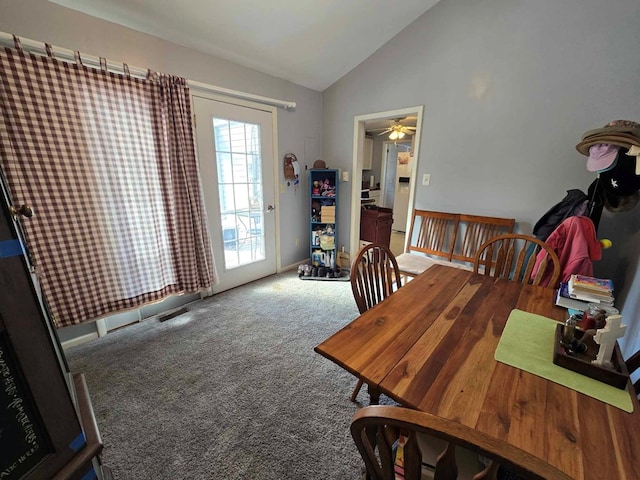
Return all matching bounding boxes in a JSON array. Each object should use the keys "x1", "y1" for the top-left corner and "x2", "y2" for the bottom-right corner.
[
  {"x1": 0, "y1": 0, "x2": 322, "y2": 270},
  {"x1": 322, "y1": 0, "x2": 640, "y2": 356}
]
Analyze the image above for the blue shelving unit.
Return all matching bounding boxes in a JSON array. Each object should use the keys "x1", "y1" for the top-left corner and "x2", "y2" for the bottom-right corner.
[{"x1": 309, "y1": 168, "x2": 338, "y2": 270}]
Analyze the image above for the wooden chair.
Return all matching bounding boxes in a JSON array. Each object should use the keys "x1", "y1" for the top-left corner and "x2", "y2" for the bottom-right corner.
[
  {"x1": 396, "y1": 210, "x2": 460, "y2": 278},
  {"x1": 473, "y1": 233, "x2": 561, "y2": 288},
  {"x1": 625, "y1": 350, "x2": 640, "y2": 397},
  {"x1": 452, "y1": 214, "x2": 516, "y2": 266},
  {"x1": 349, "y1": 244, "x2": 402, "y2": 402},
  {"x1": 351, "y1": 405, "x2": 567, "y2": 480}
]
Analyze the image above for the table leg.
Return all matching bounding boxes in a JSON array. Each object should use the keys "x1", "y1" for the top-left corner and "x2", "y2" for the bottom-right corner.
[{"x1": 367, "y1": 384, "x2": 380, "y2": 405}]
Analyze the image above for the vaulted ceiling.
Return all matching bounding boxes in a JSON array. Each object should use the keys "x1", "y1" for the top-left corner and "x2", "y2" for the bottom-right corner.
[{"x1": 50, "y1": 0, "x2": 440, "y2": 92}]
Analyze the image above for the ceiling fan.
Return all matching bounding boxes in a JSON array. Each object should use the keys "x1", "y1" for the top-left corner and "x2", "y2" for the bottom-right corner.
[{"x1": 370, "y1": 118, "x2": 416, "y2": 140}]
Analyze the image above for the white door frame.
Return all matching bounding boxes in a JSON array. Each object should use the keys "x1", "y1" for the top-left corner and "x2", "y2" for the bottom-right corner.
[
  {"x1": 349, "y1": 106, "x2": 424, "y2": 257},
  {"x1": 191, "y1": 92, "x2": 281, "y2": 287}
]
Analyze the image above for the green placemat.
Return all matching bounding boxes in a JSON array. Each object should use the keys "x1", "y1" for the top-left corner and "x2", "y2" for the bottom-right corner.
[{"x1": 495, "y1": 309, "x2": 633, "y2": 413}]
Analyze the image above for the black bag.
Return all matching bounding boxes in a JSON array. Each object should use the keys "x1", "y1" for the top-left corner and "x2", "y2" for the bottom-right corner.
[{"x1": 532, "y1": 189, "x2": 589, "y2": 241}]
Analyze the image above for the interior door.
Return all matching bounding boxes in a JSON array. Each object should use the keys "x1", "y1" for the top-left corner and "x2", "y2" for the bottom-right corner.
[{"x1": 193, "y1": 96, "x2": 277, "y2": 292}]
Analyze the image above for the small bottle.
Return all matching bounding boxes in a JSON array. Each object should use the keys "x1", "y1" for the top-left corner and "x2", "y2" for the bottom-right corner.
[{"x1": 563, "y1": 315, "x2": 578, "y2": 344}]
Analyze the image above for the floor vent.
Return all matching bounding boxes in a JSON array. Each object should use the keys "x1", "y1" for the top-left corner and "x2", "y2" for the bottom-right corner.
[{"x1": 158, "y1": 306, "x2": 189, "y2": 322}]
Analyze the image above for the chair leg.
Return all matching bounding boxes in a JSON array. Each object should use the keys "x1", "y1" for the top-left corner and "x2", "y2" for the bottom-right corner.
[{"x1": 351, "y1": 379, "x2": 364, "y2": 402}]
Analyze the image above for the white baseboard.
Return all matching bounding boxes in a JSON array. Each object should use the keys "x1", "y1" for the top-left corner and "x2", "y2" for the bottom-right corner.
[
  {"x1": 61, "y1": 332, "x2": 99, "y2": 350},
  {"x1": 281, "y1": 259, "x2": 310, "y2": 272}
]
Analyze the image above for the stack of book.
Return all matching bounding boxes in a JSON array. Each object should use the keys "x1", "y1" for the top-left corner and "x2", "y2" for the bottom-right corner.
[
  {"x1": 567, "y1": 274, "x2": 614, "y2": 306},
  {"x1": 555, "y1": 283, "x2": 590, "y2": 311}
]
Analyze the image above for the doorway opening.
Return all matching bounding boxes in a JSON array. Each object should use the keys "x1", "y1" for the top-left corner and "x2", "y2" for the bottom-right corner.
[
  {"x1": 349, "y1": 106, "x2": 424, "y2": 259},
  {"x1": 381, "y1": 140, "x2": 412, "y2": 256}
]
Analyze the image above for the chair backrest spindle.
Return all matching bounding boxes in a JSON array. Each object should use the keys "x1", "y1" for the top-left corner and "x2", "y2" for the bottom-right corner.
[
  {"x1": 406, "y1": 210, "x2": 459, "y2": 261},
  {"x1": 473, "y1": 234, "x2": 561, "y2": 288},
  {"x1": 453, "y1": 214, "x2": 516, "y2": 265},
  {"x1": 351, "y1": 244, "x2": 402, "y2": 314}
]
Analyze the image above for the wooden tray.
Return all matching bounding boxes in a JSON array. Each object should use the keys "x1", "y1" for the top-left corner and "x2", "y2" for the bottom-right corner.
[{"x1": 553, "y1": 324, "x2": 630, "y2": 389}]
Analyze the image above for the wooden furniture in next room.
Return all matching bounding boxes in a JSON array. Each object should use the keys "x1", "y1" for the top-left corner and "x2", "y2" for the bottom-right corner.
[
  {"x1": 315, "y1": 264, "x2": 640, "y2": 480},
  {"x1": 359, "y1": 206, "x2": 393, "y2": 249},
  {"x1": 349, "y1": 243, "x2": 402, "y2": 402}
]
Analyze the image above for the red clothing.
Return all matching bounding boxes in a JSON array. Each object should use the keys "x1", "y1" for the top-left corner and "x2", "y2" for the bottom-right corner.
[{"x1": 532, "y1": 216, "x2": 601, "y2": 287}]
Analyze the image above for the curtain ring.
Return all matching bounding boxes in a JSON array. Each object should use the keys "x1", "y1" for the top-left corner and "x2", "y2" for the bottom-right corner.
[
  {"x1": 12, "y1": 34, "x2": 22, "y2": 50},
  {"x1": 123, "y1": 63, "x2": 130, "y2": 77},
  {"x1": 74, "y1": 51, "x2": 82, "y2": 65},
  {"x1": 99, "y1": 57, "x2": 107, "y2": 72},
  {"x1": 44, "y1": 43, "x2": 54, "y2": 58}
]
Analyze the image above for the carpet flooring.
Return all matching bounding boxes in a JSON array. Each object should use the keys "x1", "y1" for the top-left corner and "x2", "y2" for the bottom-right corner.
[{"x1": 66, "y1": 271, "x2": 392, "y2": 479}]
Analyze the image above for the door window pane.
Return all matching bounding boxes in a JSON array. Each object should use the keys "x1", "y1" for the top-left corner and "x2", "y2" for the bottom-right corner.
[{"x1": 213, "y1": 119, "x2": 265, "y2": 269}]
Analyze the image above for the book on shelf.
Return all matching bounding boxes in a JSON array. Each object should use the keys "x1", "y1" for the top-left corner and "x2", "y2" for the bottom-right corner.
[{"x1": 568, "y1": 274, "x2": 614, "y2": 294}]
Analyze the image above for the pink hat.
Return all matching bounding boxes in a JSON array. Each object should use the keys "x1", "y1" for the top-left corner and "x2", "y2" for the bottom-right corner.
[{"x1": 586, "y1": 144, "x2": 619, "y2": 172}]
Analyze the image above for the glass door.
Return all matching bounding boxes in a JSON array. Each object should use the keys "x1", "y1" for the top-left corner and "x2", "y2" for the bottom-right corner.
[{"x1": 193, "y1": 97, "x2": 277, "y2": 292}]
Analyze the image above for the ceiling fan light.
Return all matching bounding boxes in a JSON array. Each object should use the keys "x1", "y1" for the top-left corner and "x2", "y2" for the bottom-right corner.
[
  {"x1": 389, "y1": 131, "x2": 399, "y2": 140},
  {"x1": 397, "y1": 131, "x2": 406, "y2": 139}
]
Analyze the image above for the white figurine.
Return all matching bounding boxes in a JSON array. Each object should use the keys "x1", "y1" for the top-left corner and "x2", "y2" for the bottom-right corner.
[{"x1": 592, "y1": 315, "x2": 626, "y2": 368}]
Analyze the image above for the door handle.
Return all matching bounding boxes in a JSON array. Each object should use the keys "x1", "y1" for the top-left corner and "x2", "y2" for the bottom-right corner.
[
  {"x1": 10, "y1": 204, "x2": 34, "y2": 218},
  {"x1": 266, "y1": 205, "x2": 275, "y2": 213}
]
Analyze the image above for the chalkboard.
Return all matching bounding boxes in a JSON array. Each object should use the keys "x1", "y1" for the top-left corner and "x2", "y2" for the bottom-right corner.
[{"x1": 0, "y1": 332, "x2": 49, "y2": 479}]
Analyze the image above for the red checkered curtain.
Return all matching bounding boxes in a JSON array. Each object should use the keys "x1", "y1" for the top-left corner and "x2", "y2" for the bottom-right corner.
[{"x1": 0, "y1": 39, "x2": 216, "y2": 327}]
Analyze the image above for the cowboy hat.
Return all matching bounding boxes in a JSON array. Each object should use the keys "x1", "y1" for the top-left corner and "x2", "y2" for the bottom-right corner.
[{"x1": 576, "y1": 120, "x2": 640, "y2": 155}]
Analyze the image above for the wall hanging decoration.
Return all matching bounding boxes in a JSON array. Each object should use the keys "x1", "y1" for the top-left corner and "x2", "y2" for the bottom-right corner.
[{"x1": 283, "y1": 152, "x2": 300, "y2": 186}]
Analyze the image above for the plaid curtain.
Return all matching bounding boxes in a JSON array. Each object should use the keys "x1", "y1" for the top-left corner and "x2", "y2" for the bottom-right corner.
[{"x1": 0, "y1": 39, "x2": 216, "y2": 327}]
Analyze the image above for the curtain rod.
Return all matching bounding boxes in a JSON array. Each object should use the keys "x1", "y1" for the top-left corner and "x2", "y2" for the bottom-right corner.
[{"x1": 0, "y1": 32, "x2": 296, "y2": 111}]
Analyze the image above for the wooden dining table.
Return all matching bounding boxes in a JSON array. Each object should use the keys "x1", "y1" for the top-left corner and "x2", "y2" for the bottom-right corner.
[{"x1": 314, "y1": 264, "x2": 640, "y2": 479}]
